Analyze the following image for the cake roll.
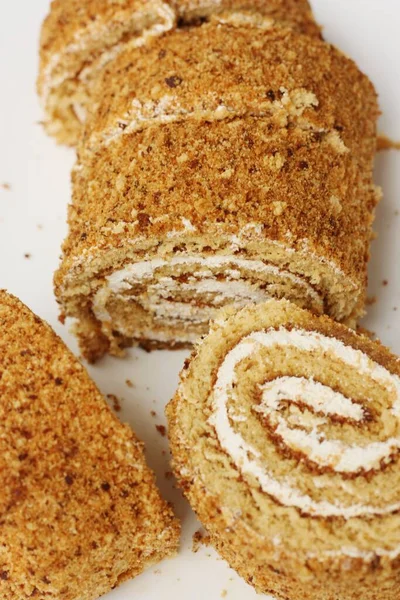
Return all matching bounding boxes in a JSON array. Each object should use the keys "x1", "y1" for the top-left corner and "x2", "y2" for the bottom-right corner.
[
  {"x1": 166, "y1": 299, "x2": 400, "y2": 600},
  {"x1": 37, "y1": 0, "x2": 319, "y2": 145},
  {"x1": 55, "y1": 22, "x2": 379, "y2": 361},
  {"x1": 0, "y1": 291, "x2": 179, "y2": 600}
]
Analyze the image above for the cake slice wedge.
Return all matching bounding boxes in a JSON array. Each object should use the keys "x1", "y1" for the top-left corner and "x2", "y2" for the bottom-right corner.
[{"x1": 0, "y1": 290, "x2": 179, "y2": 600}]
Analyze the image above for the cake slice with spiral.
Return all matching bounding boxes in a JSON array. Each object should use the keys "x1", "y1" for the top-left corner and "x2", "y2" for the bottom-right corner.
[
  {"x1": 167, "y1": 299, "x2": 400, "y2": 600},
  {"x1": 55, "y1": 21, "x2": 379, "y2": 361},
  {"x1": 38, "y1": 0, "x2": 319, "y2": 145}
]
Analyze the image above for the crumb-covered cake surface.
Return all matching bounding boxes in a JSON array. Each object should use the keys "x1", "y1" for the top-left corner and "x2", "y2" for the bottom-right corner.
[
  {"x1": 84, "y1": 21, "x2": 372, "y2": 157},
  {"x1": 166, "y1": 299, "x2": 400, "y2": 600},
  {"x1": 37, "y1": 0, "x2": 320, "y2": 145},
  {"x1": 0, "y1": 290, "x2": 179, "y2": 600},
  {"x1": 55, "y1": 23, "x2": 379, "y2": 361}
]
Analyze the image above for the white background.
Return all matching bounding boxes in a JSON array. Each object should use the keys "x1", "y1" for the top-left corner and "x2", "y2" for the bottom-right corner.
[{"x1": 0, "y1": 1, "x2": 399, "y2": 598}]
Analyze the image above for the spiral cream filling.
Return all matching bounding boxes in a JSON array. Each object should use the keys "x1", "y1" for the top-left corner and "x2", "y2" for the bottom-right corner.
[
  {"x1": 92, "y1": 256, "x2": 324, "y2": 339},
  {"x1": 209, "y1": 327, "x2": 400, "y2": 519}
]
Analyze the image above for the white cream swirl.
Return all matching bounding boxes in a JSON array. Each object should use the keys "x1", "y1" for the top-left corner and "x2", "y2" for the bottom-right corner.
[
  {"x1": 209, "y1": 327, "x2": 400, "y2": 518},
  {"x1": 92, "y1": 255, "x2": 323, "y2": 335}
]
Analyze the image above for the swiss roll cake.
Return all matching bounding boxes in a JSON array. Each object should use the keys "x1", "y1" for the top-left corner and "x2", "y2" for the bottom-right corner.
[
  {"x1": 166, "y1": 299, "x2": 400, "y2": 600},
  {"x1": 55, "y1": 21, "x2": 379, "y2": 361},
  {"x1": 37, "y1": 0, "x2": 319, "y2": 145},
  {"x1": 0, "y1": 291, "x2": 179, "y2": 600}
]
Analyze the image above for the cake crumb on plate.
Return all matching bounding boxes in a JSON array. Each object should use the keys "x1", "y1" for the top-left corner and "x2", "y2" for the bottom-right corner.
[
  {"x1": 156, "y1": 424, "x2": 166, "y2": 437},
  {"x1": 192, "y1": 529, "x2": 210, "y2": 553}
]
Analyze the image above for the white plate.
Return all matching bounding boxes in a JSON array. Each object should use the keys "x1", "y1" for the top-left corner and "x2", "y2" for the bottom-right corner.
[{"x1": 0, "y1": 1, "x2": 399, "y2": 598}]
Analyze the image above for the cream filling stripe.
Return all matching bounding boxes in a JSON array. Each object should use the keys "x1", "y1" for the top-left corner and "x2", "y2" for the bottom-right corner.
[
  {"x1": 102, "y1": 101, "x2": 275, "y2": 145},
  {"x1": 209, "y1": 327, "x2": 400, "y2": 518},
  {"x1": 98, "y1": 87, "x2": 320, "y2": 147},
  {"x1": 256, "y1": 377, "x2": 382, "y2": 473},
  {"x1": 92, "y1": 255, "x2": 323, "y2": 328}
]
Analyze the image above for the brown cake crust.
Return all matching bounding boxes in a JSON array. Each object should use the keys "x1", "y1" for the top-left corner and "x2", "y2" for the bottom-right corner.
[
  {"x1": 0, "y1": 290, "x2": 180, "y2": 600},
  {"x1": 166, "y1": 299, "x2": 400, "y2": 599}
]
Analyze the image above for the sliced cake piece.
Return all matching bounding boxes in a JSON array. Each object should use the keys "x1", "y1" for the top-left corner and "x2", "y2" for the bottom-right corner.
[
  {"x1": 37, "y1": 0, "x2": 176, "y2": 145},
  {"x1": 37, "y1": 0, "x2": 319, "y2": 145},
  {"x1": 55, "y1": 22, "x2": 379, "y2": 361},
  {"x1": 0, "y1": 290, "x2": 179, "y2": 600},
  {"x1": 166, "y1": 299, "x2": 400, "y2": 600}
]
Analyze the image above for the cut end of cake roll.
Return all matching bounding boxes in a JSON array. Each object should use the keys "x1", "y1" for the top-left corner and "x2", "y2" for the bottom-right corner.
[
  {"x1": 37, "y1": 0, "x2": 177, "y2": 146},
  {"x1": 0, "y1": 290, "x2": 179, "y2": 600},
  {"x1": 56, "y1": 219, "x2": 372, "y2": 363},
  {"x1": 166, "y1": 298, "x2": 400, "y2": 600},
  {"x1": 55, "y1": 22, "x2": 379, "y2": 361},
  {"x1": 37, "y1": 0, "x2": 320, "y2": 145}
]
